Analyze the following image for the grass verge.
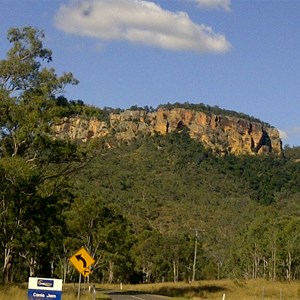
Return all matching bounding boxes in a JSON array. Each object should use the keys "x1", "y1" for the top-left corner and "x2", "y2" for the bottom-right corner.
[
  {"x1": 1, "y1": 279, "x2": 300, "y2": 299},
  {"x1": 93, "y1": 279, "x2": 300, "y2": 300}
]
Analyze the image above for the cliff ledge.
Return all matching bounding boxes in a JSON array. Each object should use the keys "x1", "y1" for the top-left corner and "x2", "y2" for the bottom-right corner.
[{"x1": 54, "y1": 108, "x2": 282, "y2": 155}]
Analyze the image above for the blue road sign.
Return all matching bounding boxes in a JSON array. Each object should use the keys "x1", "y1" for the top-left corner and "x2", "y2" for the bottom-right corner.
[{"x1": 28, "y1": 277, "x2": 62, "y2": 300}]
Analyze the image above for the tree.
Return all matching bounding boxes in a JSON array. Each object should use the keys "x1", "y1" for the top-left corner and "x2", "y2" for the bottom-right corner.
[
  {"x1": 278, "y1": 217, "x2": 300, "y2": 280},
  {"x1": 64, "y1": 193, "x2": 133, "y2": 283},
  {"x1": 0, "y1": 27, "x2": 83, "y2": 283}
]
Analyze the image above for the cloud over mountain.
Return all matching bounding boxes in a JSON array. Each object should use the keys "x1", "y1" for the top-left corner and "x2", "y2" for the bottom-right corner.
[{"x1": 54, "y1": 0, "x2": 231, "y2": 53}]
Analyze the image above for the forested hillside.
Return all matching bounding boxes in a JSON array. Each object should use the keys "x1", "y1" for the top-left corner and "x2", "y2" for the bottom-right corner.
[
  {"x1": 70, "y1": 132, "x2": 300, "y2": 283},
  {"x1": 1, "y1": 27, "x2": 300, "y2": 285}
]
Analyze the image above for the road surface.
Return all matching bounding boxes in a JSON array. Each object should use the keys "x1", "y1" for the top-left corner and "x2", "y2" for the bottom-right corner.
[{"x1": 99, "y1": 289, "x2": 171, "y2": 300}]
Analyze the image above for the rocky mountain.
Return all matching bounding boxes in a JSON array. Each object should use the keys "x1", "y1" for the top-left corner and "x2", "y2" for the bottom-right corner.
[{"x1": 54, "y1": 107, "x2": 282, "y2": 155}]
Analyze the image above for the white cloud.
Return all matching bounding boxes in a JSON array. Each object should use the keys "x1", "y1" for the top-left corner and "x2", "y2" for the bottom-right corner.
[
  {"x1": 278, "y1": 129, "x2": 288, "y2": 141},
  {"x1": 54, "y1": 0, "x2": 231, "y2": 53},
  {"x1": 279, "y1": 126, "x2": 300, "y2": 146},
  {"x1": 193, "y1": 0, "x2": 231, "y2": 11}
]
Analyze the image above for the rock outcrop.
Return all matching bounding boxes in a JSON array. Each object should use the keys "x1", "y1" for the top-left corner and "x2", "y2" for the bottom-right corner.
[{"x1": 54, "y1": 108, "x2": 282, "y2": 155}]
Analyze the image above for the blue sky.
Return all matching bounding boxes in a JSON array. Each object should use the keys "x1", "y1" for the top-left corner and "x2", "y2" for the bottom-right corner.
[{"x1": 1, "y1": 0, "x2": 300, "y2": 146}]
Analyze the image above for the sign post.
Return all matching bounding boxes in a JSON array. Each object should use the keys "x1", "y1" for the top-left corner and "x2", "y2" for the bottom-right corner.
[
  {"x1": 69, "y1": 247, "x2": 95, "y2": 300},
  {"x1": 77, "y1": 273, "x2": 81, "y2": 300},
  {"x1": 28, "y1": 277, "x2": 62, "y2": 300}
]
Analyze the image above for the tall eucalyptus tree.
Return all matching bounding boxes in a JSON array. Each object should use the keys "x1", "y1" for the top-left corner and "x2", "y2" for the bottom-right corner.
[{"x1": 0, "y1": 27, "x2": 84, "y2": 282}]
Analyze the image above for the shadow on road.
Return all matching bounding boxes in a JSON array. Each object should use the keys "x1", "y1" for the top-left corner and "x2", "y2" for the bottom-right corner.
[
  {"x1": 97, "y1": 284, "x2": 227, "y2": 298},
  {"x1": 99, "y1": 290, "x2": 148, "y2": 295}
]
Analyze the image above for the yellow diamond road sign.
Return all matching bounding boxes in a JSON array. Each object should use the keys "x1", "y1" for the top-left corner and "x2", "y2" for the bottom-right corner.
[{"x1": 70, "y1": 247, "x2": 95, "y2": 277}]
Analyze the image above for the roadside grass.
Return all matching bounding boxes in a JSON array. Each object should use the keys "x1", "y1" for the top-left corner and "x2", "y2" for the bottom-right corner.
[
  {"x1": 1, "y1": 279, "x2": 300, "y2": 299},
  {"x1": 0, "y1": 284, "x2": 91, "y2": 300},
  {"x1": 93, "y1": 279, "x2": 300, "y2": 300},
  {"x1": 0, "y1": 285, "x2": 25, "y2": 300}
]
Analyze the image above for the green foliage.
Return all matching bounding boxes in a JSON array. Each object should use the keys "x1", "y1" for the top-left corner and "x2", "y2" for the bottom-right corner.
[
  {"x1": 54, "y1": 97, "x2": 114, "y2": 121},
  {"x1": 71, "y1": 128, "x2": 300, "y2": 282},
  {"x1": 283, "y1": 145, "x2": 300, "y2": 160},
  {"x1": 63, "y1": 193, "x2": 133, "y2": 283},
  {"x1": 0, "y1": 27, "x2": 88, "y2": 283}
]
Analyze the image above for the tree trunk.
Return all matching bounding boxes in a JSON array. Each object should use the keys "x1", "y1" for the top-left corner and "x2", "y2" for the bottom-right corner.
[
  {"x1": 286, "y1": 251, "x2": 292, "y2": 281},
  {"x1": 143, "y1": 262, "x2": 152, "y2": 283},
  {"x1": 29, "y1": 257, "x2": 37, "y2": 277},
  {"x1": 2, "y1": 245, "x2": 13, "y2": 284},
  {"x1": 61, "y1": 256, "x2": 68, "y2": 284},
  {"x1": 173, "y1": 260, "x2": 178, "y2": 282},
  {"x1": 192, "y1": 230, "x2": 198, "y2": 282},
  {"x1": 108, "y1": 260, "x2": 114, "y2": 283},
  {"x1": 252, "y1": 242, "x2": 260, "y2": 279},
  {"x1": 271, "y1": 239, "x2": 276, "y2": 281}
]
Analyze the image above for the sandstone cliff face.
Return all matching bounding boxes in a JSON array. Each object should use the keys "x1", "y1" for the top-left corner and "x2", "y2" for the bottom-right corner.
[{"x1": 54, "y1": 108, "x2": 282, "y2": 155}]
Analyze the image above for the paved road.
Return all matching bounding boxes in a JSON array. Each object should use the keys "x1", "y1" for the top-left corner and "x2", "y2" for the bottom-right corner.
[{"x1": 99, "y1": 290, "x2": 171, "y2": 300}]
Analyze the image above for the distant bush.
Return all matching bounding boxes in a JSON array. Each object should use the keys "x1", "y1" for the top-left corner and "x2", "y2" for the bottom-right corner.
[
  {"x1": 158, "y1": 101, "x2": 272, "y2": 127},
  {"x1": 53, "y1": 97, "x2": 124, "y2": 122}
]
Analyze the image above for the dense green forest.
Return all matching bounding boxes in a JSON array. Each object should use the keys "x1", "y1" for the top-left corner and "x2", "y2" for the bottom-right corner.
[{"x1": 1, "y1": 27, "x2": 300, "y2": 285}]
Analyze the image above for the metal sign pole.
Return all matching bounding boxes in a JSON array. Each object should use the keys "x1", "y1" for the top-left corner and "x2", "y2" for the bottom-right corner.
[
  {"x1": 69, "y1": 247, "x2": 95, "y2": 300},
  {"x1": 77, "y1": 273, "x2": 82, "y2": 300}
]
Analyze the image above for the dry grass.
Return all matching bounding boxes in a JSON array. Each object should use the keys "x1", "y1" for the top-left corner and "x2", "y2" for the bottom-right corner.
[
  {"x1": 0, "y1": 285, "x2": 26, "y2": 300},
  {"x1": 1, "y1": 279, "x2": 300, "y2": 299},
  {"x1": 0, "y1": 284, "x2": 91, "y2": 300},
  {"x1": 94, "y1": 279, "x2": 300, "y2": 300}
]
